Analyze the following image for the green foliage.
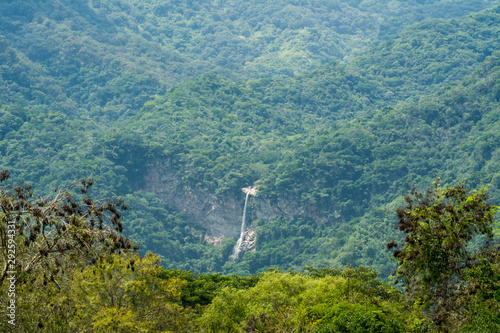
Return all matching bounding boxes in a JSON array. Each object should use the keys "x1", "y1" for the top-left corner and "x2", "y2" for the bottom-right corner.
[
  {"x1": 161, "y1": 269, "x2": 261, "y2": 307},
  {"x1": 199, "y1": 267, "x2": 411, "y2": 333},
  {"x1": 6, "y1": 253, "x2": 197, "y2": 332},
  {"x1": 351, "y1": 6, "x2": 500, "y2": 100},
  {"x1": 0, "y1": 173, "x2": 134, "y2": 287},
  {"x1": 389, "y1": 180, "x2": 500, "y2": 331},
  {"x1": 120, "y1": 42, "x2": 500, "y2": 274},
  {"x1": 1, "y1": 178, "x2": 497, "y2": 332},
  {"x1": 69, "y1": 253, "x2": 194, "y2": 332},
  {"x1": 2, "y1": 0, "x2": 488, "y2": 124},
  {"x1": 461, "y1": 256, "x2": 500, "y2": 332},
  {"x1": 1, "y1": 0, "x2": 500, "y2": 278}
]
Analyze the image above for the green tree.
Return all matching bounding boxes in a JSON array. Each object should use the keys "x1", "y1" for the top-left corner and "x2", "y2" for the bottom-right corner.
[
  {"x1": 388, "y1": 179, "x2": 499, "y2": 331},
  {"x1": 0, "y1": 170, "x2": 136, "y2": 286},
  {"x1": 70, "y1": 253, "x2": 194, "y2": 332},
  {"x1": 200, "y1": 268, "x2": 410, "y2": 333}
]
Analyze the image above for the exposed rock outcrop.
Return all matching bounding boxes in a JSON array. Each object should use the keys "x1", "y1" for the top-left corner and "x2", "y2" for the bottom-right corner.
[
  {"x1": 142, "y1": 161, "x2": 326, "y2": 241},
  {"x1": 240, "y1": 226, "x2": 256, "y2": 253}
]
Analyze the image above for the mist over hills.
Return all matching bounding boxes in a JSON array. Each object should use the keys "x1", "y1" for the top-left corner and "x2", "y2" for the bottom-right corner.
[{"x1": 1, "y1": 0, "x2": 500, "y2": 276}]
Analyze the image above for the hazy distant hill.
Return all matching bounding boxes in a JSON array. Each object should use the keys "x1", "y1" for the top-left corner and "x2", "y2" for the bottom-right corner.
[{"x1": 1, "y1": 0, "x2": 498, "y2": 120}]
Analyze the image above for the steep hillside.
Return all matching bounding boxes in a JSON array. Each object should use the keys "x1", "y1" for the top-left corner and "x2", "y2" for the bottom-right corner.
[
  {"x1": 108, "y1": 6, "x2": 500, "y2": 275},
  {"x1": 1, "y1": 0, "x2": 498, "y2": 122},
  {"x1": 1, "y1": 1, "x2": 500, "y2": 275}
]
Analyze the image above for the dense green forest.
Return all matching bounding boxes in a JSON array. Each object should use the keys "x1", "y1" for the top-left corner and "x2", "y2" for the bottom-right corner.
[
  {"x1": 1, "y1": 0, "x2": 500, "y2": 330},
  {"x1": 112, "y1": 4, "x2": 500, "y2": 275},
  {"x1": 1, "y1": 0, "x2": 499, "y2": 276},
  {"x1": 1, "y1": 175, "x2": 498, "y2": 332}
]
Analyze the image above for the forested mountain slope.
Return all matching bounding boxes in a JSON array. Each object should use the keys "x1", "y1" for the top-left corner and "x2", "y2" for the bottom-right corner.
[
  {"x1": 110, "y1": 6, "x2": 500, "y2": 274},
  {"x1": 1, "y1": 0, "x2": 498, "y2": 122},
  {"x1": 1, "y1": 1, "x2": 499, "y2": 275}
]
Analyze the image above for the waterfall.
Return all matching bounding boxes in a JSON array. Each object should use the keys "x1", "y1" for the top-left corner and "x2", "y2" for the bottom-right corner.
[{"x1": 229, "y1": 191, "x2": 251, "y2": 261}]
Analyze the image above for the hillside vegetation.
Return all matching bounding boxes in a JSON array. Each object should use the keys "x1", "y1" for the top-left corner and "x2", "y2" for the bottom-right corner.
[
  {"x1": 0, "y1": 1, "x2": 499, "y2": 276},
  {"x1": 1, "y1": 1, "x2": 500, "y2": 331},
  {"x1": 1, "y1": 0, "x2": 498, "y2": 121},
  {"x1": 1, "y1": 176, "x2": 498, "y2": 332},
  {"x1": 110, "y1": 6, "x2": 500, "y2": 275}
]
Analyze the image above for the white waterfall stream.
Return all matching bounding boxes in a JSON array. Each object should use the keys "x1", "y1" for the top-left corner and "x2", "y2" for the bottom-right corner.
[{"x1": 229, "y1": 191, "x2": 251, "y2": 261}]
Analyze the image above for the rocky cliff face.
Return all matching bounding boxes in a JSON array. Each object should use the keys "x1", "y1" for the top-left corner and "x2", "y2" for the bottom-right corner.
[{"x1": 142, "y1": 161, "x2": 327, "y2": 241}]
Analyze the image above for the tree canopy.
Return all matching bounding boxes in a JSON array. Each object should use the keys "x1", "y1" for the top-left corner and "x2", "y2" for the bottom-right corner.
[
  {"x1": 0, "y1": 0, "x2": 499, "y2": 277},
  {"x1": 389, "y1": 181, "x2": 500, "y2": 332}
]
